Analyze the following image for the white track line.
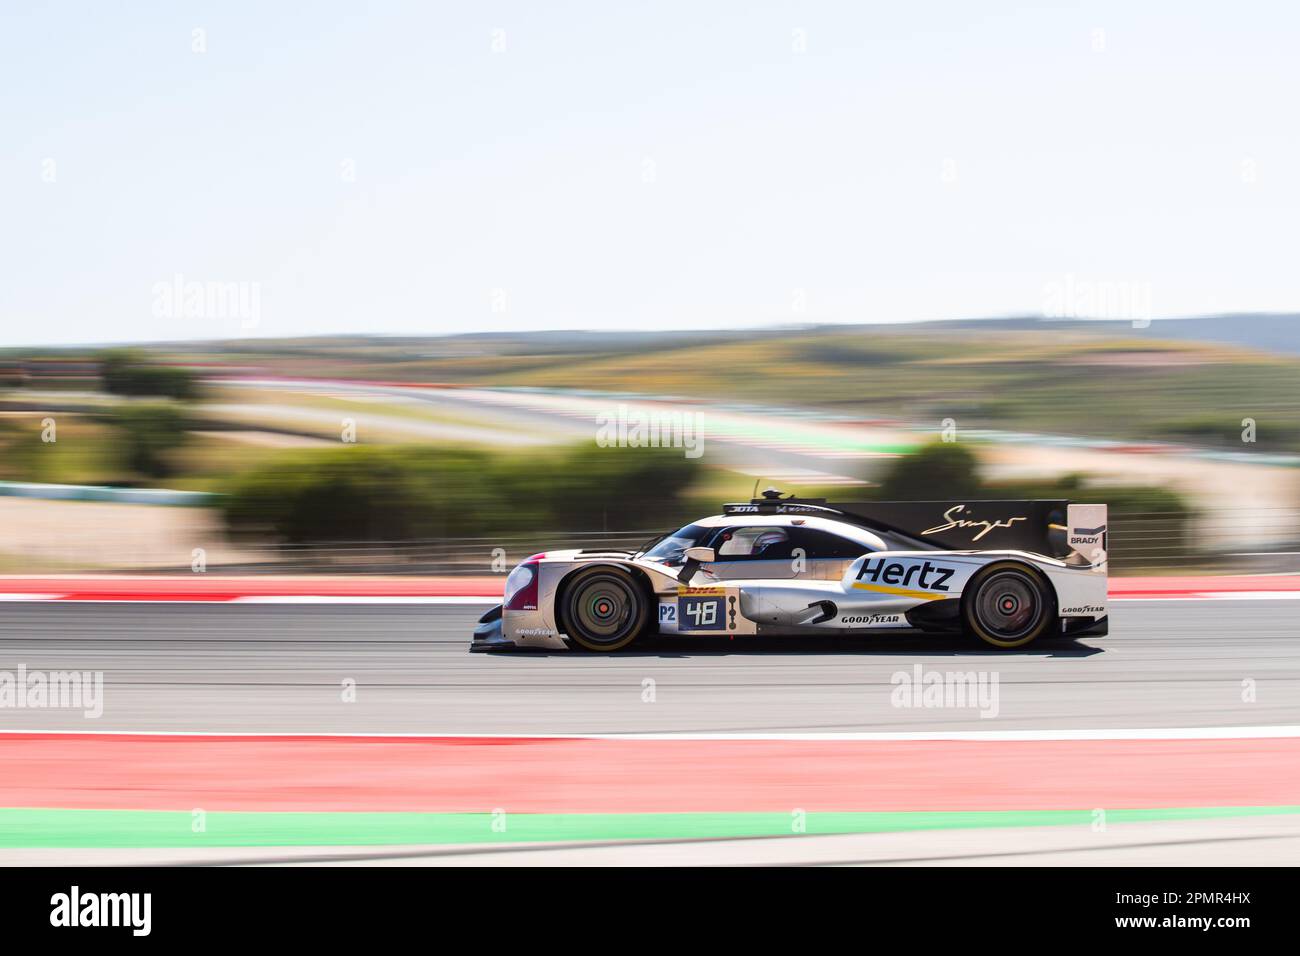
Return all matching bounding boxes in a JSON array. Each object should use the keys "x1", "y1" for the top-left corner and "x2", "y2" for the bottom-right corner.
[
  {"x1": 1, "y1": 727, "x2": 1298, "y2": 742},
  {"x1": 233, "y1": 596, "x2": 497, "y2": 605},
  {"x1": 1112, "y1": 592, "x2": 1300, "y2": 601},
  {"x1": 1200, "y1": 591, "x2": 1300, "y2": 600},
  {"x1": 0, "y1": 596, "x2": 498, "y2": 604},
  {"x1": 0, "y1": 593, "x2": 1294, "y2": 604}
]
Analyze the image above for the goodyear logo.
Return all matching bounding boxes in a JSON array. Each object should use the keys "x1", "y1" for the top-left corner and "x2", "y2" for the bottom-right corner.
[{"x1": 840, "y1": 613, "x2": 905, "y2": 626}]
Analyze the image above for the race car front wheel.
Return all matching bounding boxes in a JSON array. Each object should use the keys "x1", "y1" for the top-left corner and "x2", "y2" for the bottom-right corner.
[
  {"x1": 560, "y1": 567, "x2": 649, "y2": 652},
  {"x1": 963, "y1": 562, "x2": 1055, "y2": 649}
]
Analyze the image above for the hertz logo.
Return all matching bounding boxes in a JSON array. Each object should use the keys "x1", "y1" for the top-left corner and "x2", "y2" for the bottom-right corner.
[{"x1": 855, "y1": 560, "x2": 955, "y2": 592}]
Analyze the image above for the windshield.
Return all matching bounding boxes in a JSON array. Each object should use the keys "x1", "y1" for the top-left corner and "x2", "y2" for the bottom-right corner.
[{"x1": 641, "y1": 523, "x2": 710, "y2": 564}]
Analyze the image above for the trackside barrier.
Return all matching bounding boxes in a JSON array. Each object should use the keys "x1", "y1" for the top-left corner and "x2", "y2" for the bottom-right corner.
[{"x1": 0, "y1": 481, "x2": 215, "y2": 507}]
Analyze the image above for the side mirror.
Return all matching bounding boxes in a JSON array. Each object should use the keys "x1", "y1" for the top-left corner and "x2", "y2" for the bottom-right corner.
[{"x1": 676, "y1": 546, "x2": 716, "y2": 584}]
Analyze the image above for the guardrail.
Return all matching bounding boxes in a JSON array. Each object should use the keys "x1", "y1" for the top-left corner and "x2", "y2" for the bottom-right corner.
[
  {"x1": 1109, "y1": 508, "x2": 1300, "y2": 572},
  {"x1": 186, "y1": 509, "x2": 1300, "y2": 575}
]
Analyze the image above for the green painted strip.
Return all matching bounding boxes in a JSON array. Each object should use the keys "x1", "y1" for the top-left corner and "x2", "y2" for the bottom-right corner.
[{"x1": 2, "y1": 805, "x2": 1298, "y2": 849}]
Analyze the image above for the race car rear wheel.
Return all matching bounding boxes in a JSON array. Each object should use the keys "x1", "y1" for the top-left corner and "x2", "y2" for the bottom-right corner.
[
  {"x1": 560, "y1": 567, "x2": 649, "y2": 652},
  {"x1": 963, "y1": 562, "x2": 1055, "y2": 649}
]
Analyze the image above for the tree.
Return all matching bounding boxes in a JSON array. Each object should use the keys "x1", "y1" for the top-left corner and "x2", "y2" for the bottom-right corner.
[
  {"x1": 219, "y1": 443, "x2": 702, "y2": 544},
  {"x1": 105, "y1": 404, "x2": 191, "y2": 479},
  {"x1": 99, "y1": 350, "x2": 200, "y2": 401},
  {"x1": 878, "y1": 441, "x2": 982, "y2": 500}
]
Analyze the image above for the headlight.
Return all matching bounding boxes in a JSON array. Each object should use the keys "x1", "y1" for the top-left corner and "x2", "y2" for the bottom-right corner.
[{"x1": 503, "y1": 558, "x2": 541, "y2": 610}]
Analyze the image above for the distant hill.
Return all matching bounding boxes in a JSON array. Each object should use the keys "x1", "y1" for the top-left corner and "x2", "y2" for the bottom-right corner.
[
  {"x1": 8, "y1": 312, "x2": 1300, "y2": 452},
  {"x1": 916, "y1": 314, "x2": 1300, "y2": 355},
  {"x1": 9, "y1": 312, "x2": 1298, "y2": 357},
  {"x1": 191, "y1": 312, "x2": 1300, "y2": 357}
]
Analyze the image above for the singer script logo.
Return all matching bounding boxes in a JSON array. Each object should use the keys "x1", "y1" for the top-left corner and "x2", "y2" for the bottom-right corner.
[{"x1": 923, "y1": 505, "x2": 1027, "y2": 542}]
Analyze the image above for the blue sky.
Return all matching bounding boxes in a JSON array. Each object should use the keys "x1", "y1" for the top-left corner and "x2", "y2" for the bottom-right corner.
[{"x1": 2, "y1": 1, "x2": 1297, "y2": 346}]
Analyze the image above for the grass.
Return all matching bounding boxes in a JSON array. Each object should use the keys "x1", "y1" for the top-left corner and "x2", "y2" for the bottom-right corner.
[
  {"x1": 0, "y1": 417, "x2": 123, "y2": 485},
  {"x1": 0, "y1": 551, "x2": 99, "y2": 573}
]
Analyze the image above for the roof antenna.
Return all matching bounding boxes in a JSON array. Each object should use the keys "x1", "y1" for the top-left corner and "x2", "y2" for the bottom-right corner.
[{"x1": 751, "y1": 477, "x2": 761, "y2": 500}]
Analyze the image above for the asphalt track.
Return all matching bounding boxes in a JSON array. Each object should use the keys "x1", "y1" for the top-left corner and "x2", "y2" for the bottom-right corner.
[
  {"x1": 3, "y1": 597, "x2": 1298, "y2": 865},
  {"x1": 0, "y1": 598, "x2": 1296, "y2": 734}
]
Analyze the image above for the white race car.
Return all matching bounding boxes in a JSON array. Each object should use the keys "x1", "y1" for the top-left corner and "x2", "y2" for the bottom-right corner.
[{"x1": 472, "y1": 491, "x2": 1108, "y2": 652}]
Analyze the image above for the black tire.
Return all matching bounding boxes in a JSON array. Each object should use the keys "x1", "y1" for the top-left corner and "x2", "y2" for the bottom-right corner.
[
  {"x1": 962, "y1": 562, "x2": 1056, "y2": 649},
  {"x1": 559, "y1": 566, "x2": 649, "y2": 652}
]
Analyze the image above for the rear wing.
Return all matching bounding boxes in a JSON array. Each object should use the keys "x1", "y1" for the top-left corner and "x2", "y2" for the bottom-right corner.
[
  {"x1": 724, "y1": 495, "x2": 1107, "y2": 564},
  {"x1": 834, "y1": 500, "x2": 1070, "y2": 555},
  {"x1": 1064, "y1": 503, "x2": 1108, "y2": 569},
  {"x1": 843, "y1": 500, "x2": 1109, "y2": 567}
]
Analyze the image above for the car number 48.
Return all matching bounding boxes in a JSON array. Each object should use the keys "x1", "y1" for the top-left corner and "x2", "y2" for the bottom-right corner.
[{"x1": 677, "y1": 596, "x2": 725, "y2": 631}]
